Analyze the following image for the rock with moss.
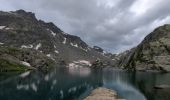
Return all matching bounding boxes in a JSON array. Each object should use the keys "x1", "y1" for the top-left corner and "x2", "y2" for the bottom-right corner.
[
  {"x1": 0, "y1": 46, "x2": 55, "y2": 72},
  {"x1": 122, "y1": 24, "x2": 170, "y2": 72}
]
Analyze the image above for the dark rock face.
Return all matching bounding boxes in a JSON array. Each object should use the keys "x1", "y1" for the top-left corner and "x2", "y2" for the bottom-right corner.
[
  {"x1": 0, "y1": 10, "x2": 114, "y2": 71},
  {"x1": 122, "y1": 24, "x2": 170, "y2": 72},
  {"x1": 93, "y1": 46, "x2": 104, "y2": 53}
]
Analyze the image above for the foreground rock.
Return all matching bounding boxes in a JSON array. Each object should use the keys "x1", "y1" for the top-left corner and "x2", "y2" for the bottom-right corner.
[
  {"x1": 84, "y1": 87, "x2": 123, "y2": 100},
  {"x1": 121, "y1": 24, "x2": 170, "y2": 72}
]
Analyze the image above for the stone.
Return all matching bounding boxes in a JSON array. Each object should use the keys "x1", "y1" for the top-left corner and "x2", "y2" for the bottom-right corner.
[{"x1": 84, "y1": 87, "x2": 124, "y2": 100}]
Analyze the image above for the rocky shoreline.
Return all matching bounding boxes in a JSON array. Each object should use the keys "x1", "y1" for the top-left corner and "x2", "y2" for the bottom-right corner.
[{"x1": 84, "y1": 87, "x2": 124, "y2": 100}]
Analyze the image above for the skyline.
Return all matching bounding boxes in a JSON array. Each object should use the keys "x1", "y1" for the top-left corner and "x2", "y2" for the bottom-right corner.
[{"x1": 0, "y1": 0, "x2": 170, "y2": 53}]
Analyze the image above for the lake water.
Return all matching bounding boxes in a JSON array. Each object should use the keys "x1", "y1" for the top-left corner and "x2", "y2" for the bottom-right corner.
[{"x1": 0, "y1": 67, "x2": 170, "y2": 100}]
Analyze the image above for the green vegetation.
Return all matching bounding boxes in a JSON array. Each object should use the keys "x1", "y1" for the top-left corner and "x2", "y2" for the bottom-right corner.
[{"x1": 0, "y1": 58, "x2": 31, "y2": 72}]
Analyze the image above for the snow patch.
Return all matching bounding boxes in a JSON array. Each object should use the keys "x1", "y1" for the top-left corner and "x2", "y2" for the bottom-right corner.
[
  {"x1": 20, "y1": 71, "x2": 30, "y2": 78},
  {"x1": 0, "y1": 42, "x2": 4, "y2": 45},
  {"x1": 50, "y1": 30, "x2": 56, "y2": 36},
  {"x1": 21, "y1": 61, "x2": 31, "y2": 67},
  {"x1": 67, "y1": 60, "x2": 91, "y2": 68},
  {"x1": 35, "y1": 43, "x2": 41, "y2": 50},
  {"x1": 70, "y1": 43, "x2": 78, "y2": 48},
  {"x1": 46, "y1": 54, "x2": 55, "y2": 61},
  {"x1": 55, "y1": 50, "x2": 59, "y2": 54},
  {"x1": 21, "y1": 45, "x2": 33, "y2": 49},
  {"x1": 74, "y1": 60, "x2": 91, "y2": 66},
  {"x1": 63, "y1": 38, "x2": 67, "y2": 44},
  {"x1": 0, "y1": 26, "x2": 13, "y2": 30},
  {"x1": 0, "y1": 26, "x2": 5, "y2": 29},
  {"x1": 68, "y1": 63, "x2": 81, "y2": 68},
  {"x1": 54, "y1": 45, "x2": 56, "y2": 48},
  {"x1": 46, "y1": 54, "x2": 51, "y2": 57}
]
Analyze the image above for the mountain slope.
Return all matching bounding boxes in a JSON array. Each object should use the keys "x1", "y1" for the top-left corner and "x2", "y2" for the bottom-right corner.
[
  {"x1": 122, "y1": 24, "x2": 170, "y2": 72},
  {"x1": 0, "y1": 10, "x2": 114, "y2": 71}
]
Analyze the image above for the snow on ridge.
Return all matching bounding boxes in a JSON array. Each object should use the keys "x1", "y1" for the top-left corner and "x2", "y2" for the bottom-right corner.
[
  {"x1": 21, "y1": 45, "x2": 33, "y2": 49},
  {"x1": 55, "y1": 50, "x2": 59, "y2": 54},
  {"x1": 0, "y1": 26, "x2": 5, "y2": 29},
  {"x1": 63, "y1": 38, "x2": 67, "y2": 44},
  {"x1": 21, "y1": 61, "x2": 31, "y2": 67},
  {"x1": 35, "y1": 43, "x2": 41, "y2": 50}
]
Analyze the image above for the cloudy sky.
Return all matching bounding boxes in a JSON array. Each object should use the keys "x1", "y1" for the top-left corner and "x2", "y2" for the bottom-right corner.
[{"x1": 0, "y1": 0, "x2": 170, "y2": 53}]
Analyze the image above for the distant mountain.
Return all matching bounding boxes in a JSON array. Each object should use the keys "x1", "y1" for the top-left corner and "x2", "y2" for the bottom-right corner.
[
  {"x1": 121, "y1": 24, "x2": 170, "y2": 72},
  {"x1": 0, "y1": 10, "x2": 114, "y2": 71}
]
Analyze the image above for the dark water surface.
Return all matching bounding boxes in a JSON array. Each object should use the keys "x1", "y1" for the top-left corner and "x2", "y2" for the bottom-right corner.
[{"x1": 0, "y1": 67, "x2": 170, "y2": 100}]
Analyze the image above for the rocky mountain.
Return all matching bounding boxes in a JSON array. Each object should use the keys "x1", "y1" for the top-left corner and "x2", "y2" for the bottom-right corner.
[
  {"x1": 121, "y1": 24, "x2": 170, "y2": 72},
  {"x1": 0, "y1": 10, "x2": 114, "y2": 71}
]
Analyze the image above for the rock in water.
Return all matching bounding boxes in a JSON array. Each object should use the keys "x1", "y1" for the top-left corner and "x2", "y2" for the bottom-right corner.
[{"x1": 84, "y1": 87, "x2": 123, "y2": 100}]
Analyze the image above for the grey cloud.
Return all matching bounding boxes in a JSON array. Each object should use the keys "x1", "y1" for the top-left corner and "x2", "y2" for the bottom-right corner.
[{"x1": 0, "y1": 0, "x2": 170, "y2": 53}]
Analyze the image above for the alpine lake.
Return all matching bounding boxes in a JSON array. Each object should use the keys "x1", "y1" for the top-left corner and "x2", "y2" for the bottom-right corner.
[{"x1": 0, "y1": 67, "x2": 170, "y2": 100}]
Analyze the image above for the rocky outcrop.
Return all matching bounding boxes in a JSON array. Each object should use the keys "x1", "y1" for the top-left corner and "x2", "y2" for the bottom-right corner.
[
  {"x1": 0, "y1": 46, "x2": 55, "y2": 71},
  {"x1": 122, "y1": 24, "x2": 170, "y2": 72},
  {"x1": 84, "y1": 87, "x2": 122, "y2": 100}
]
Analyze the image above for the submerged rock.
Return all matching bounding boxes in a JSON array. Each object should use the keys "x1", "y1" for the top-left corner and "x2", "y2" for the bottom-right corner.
[{"x1": 84, "y1": 87, "x2": 123, "y2": 100}]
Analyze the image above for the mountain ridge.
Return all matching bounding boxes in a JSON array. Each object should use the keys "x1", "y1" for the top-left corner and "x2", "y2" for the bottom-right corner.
[{"x1": 0, "y1": 10, "x2": 115, "y2": 71}]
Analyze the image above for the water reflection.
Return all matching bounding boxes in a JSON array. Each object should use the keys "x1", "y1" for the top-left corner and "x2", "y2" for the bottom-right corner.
[
  {"x1": 102, "y1": 69, "x2": 146, "y2": 100},
  {"x1": 0, "y1": 67, "x2": 170, "y2": 100}
]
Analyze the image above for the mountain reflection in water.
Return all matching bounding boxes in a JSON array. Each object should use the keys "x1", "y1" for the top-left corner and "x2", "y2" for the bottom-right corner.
[{"x1": 0, "y1": 67, "x2": 170, "y2": 100}]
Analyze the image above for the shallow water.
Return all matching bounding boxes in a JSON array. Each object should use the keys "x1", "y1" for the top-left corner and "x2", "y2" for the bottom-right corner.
[{"x1": 0, "y1": 67, "x2": 170, "y2": 100}]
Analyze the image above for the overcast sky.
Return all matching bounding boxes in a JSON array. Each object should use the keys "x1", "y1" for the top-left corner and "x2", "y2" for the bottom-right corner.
[{"x1": 0, "y1": 0, "x2": 170, "y2": 53}]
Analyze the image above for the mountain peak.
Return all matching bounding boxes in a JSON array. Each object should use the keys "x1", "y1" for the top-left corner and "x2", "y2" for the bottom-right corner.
[{"x1": 13, "y1": 9, "x2": 37, "y2": 20}]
